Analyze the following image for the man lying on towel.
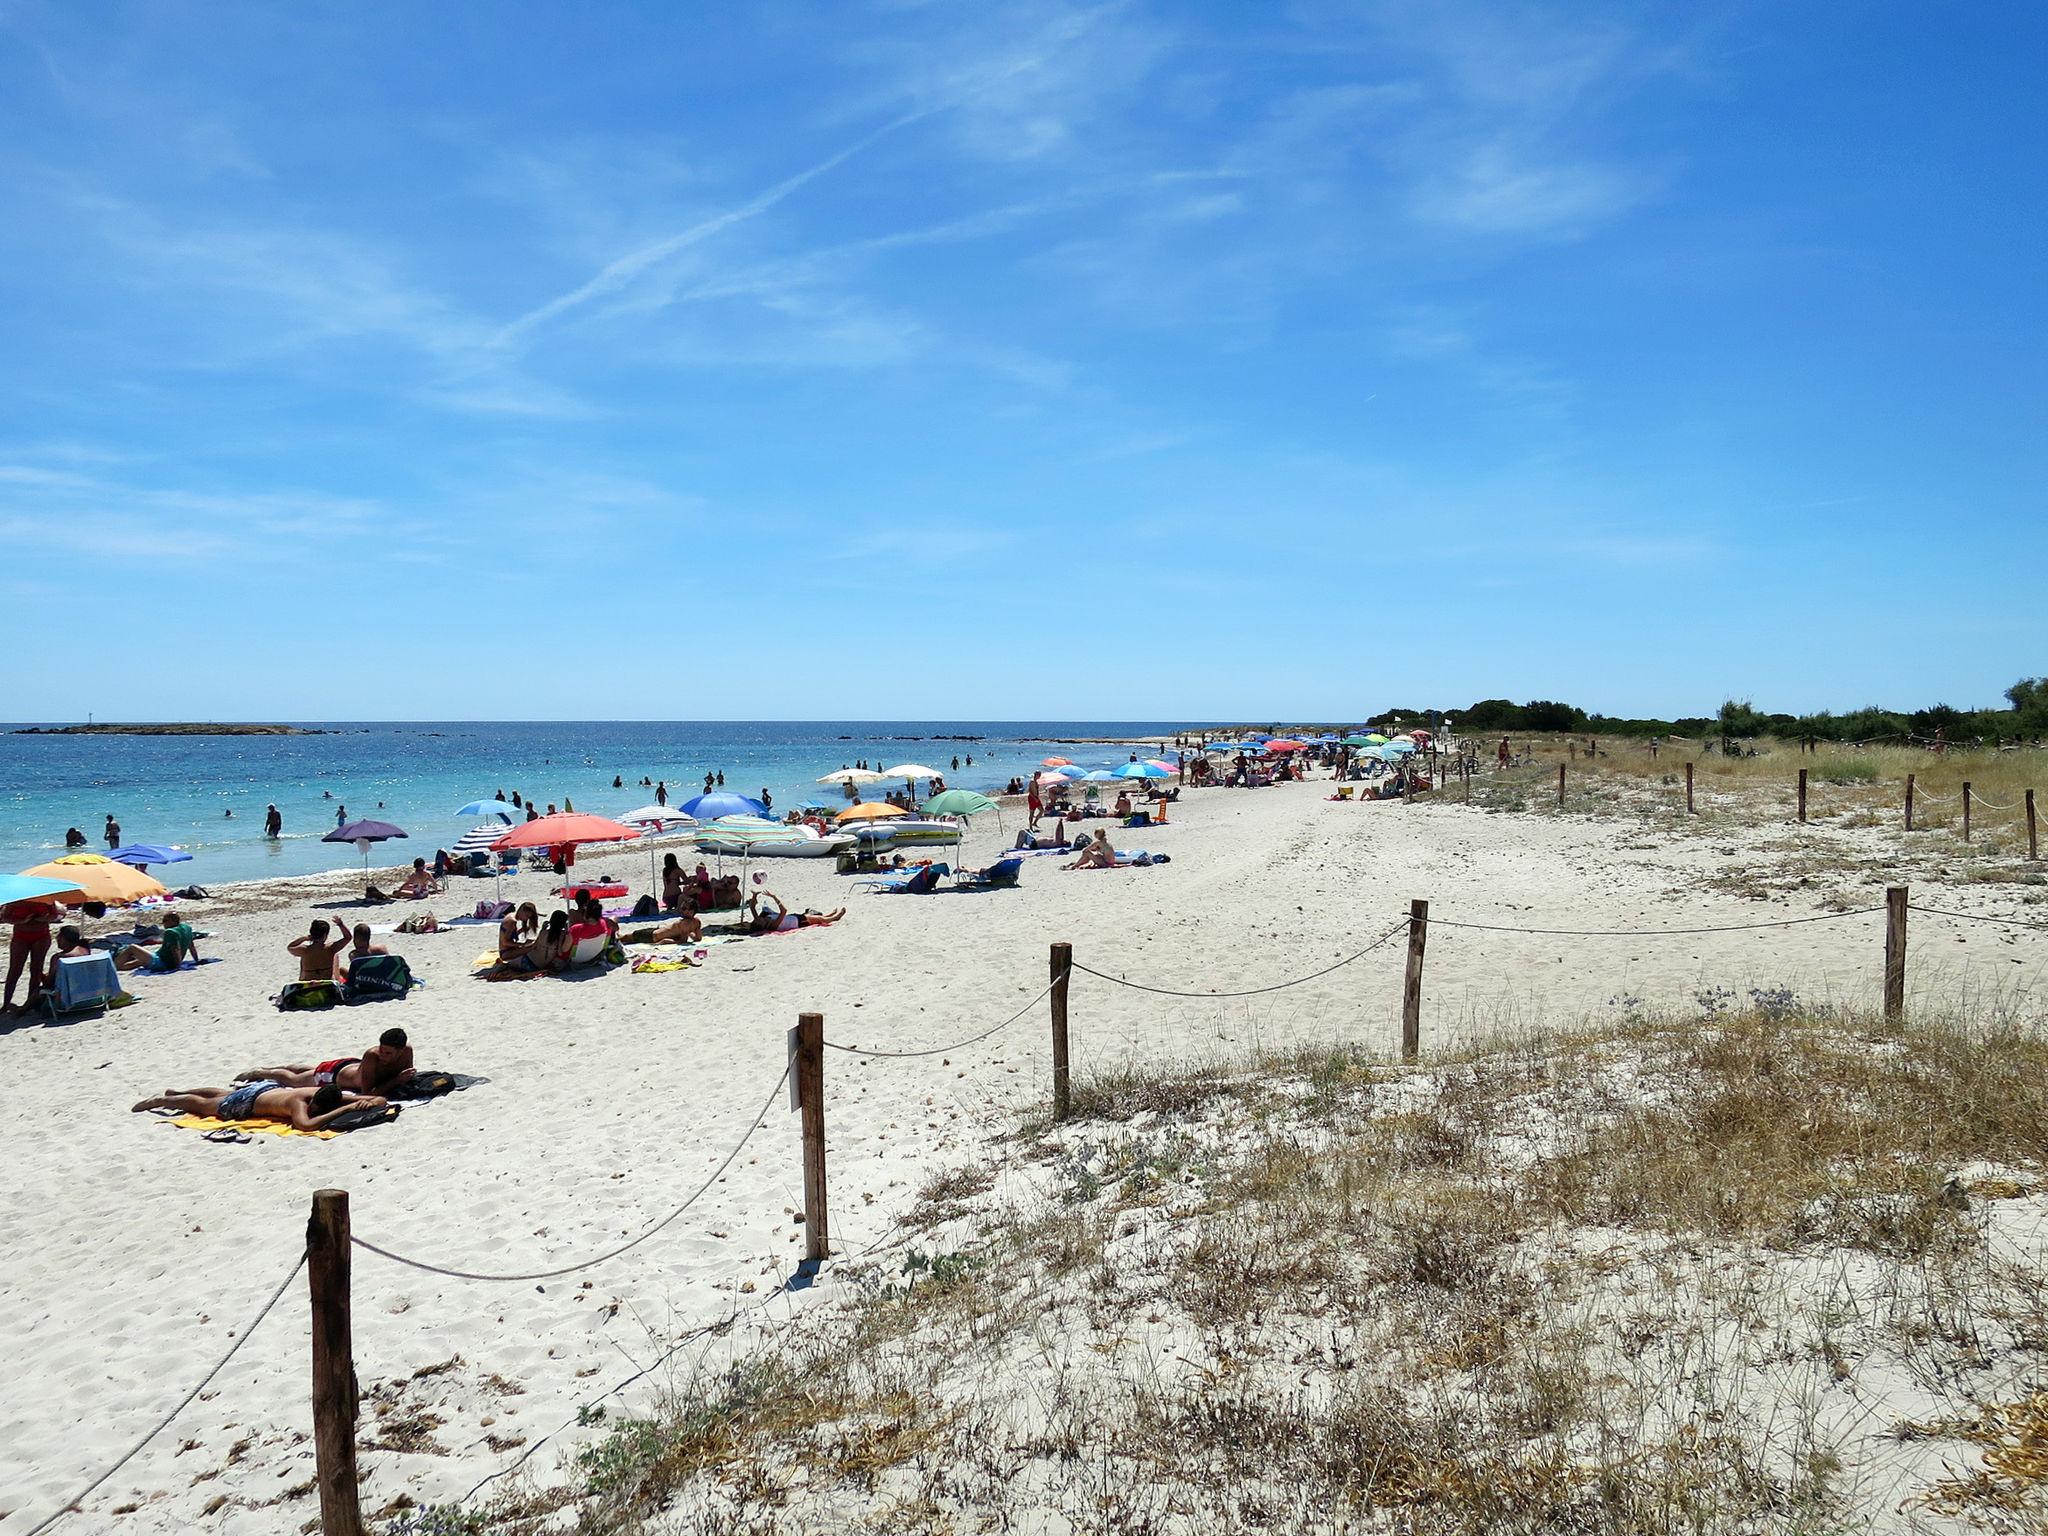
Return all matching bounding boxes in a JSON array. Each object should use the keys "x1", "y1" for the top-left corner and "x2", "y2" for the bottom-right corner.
[
  {"x1": 132, "y1": 1080, "x2": 385, "y2": 1131},
  {"x1": 233, "y1": 1026, "x2": 415, "y2": 1093}
]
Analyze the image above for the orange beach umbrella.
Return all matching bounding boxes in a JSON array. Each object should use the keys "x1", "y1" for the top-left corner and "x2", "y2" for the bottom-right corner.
[{"x1": 20, "y1": 853, "x2": 168, "y2": 906}]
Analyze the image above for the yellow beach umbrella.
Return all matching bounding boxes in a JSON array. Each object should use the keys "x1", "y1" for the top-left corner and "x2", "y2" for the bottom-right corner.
[
  {"x1": 21, "y1": 853, "x2": 168, "y2": 906},
  {"x1": 835, "y1": 802, "x2": 909, "y2": 824}
]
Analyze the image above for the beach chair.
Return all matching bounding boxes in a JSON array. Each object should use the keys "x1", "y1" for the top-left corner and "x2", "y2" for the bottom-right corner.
[
  {"x1": 954, "y1": 857, "x2": 1022, "y2": 892},
  {"x1": 561, "y1": 932, "x2": 610, "y2": 968},
  {"x1": 42, "y1": 953, "x2": 126, "y2": 1018},
  {"x1": 853, "y1": 862, "x2": 950, "y2": 894}
]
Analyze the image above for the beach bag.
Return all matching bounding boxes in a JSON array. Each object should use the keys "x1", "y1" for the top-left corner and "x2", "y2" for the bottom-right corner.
[
  {"x1": 277, "y1": 980, "x2": 342, "y2": 1011},
  {"x1": 630, "y1": 894, "x2": 659, "y2": 918},
  {"x1": 328, "y1": 1103, "x2": 401, "y2": 1133},
  {"x1": 343, "y1": 954, "x2": 416, "y2": 1003}
]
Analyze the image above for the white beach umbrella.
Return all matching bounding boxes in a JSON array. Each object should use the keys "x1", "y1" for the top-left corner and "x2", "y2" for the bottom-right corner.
[
  {"x1": 818, "y1": 768, "x2": 887, "y2": 784},
  {"x1": 619, "y1": 806, "x2": 695, "y2": 890}
]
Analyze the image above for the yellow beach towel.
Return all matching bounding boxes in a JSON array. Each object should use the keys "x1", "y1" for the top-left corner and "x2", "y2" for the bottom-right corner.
[{"x1": 170, "y1": 1114, "x2": 339, "y2": 1140}]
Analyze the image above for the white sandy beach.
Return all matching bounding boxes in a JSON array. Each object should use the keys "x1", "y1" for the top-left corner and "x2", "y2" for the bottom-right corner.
[{"x1": 3, "y1": 776, "x2": 2043, "y2": 1533}]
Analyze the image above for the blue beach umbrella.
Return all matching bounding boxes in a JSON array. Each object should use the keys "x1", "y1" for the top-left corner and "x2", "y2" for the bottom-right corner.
[
  {"x1": 455, "y1": 800, "x2": 517, "y2": 822},
  {"x1": 1114, "y1": 762, "x2": 1170, "y2": 780},
  {"x1": 0, "y1": 872, "x2": 84, "y2": 906},
  {"x1": 1382, "y1": 739, "x2": 1418, "y2": 756},
  {"x1": 679, "y1": 791, "x2": 769, "y2": 821},
  {"x1": 1082, "y1": 769, "x2": 1118, "y2": 782},
  {"x1": 106, "y1": 844, "x2": 193, "y2": 869}
]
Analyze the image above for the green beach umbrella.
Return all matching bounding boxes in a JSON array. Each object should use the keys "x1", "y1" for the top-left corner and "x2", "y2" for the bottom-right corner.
[{"x1": 922, "y1": 789, "x2": 997, "y2": 816}]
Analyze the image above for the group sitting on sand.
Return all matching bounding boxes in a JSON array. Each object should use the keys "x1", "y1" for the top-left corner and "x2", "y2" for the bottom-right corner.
[{"x1": 132, "y1": 1027, "x2": 415, "y2": 1131}]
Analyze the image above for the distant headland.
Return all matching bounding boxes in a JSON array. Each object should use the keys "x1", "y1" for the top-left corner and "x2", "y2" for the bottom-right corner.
[{"x1": 13, "y1": 722, "x2": 323, "y2": 736}]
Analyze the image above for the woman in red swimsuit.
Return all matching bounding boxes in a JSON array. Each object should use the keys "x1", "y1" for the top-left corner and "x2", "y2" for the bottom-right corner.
[{"x1": 3, "y1": 900, "x2": 57, "y2": 1014}]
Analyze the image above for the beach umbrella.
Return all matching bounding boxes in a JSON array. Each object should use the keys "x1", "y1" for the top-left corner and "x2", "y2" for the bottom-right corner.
[
  {"x1": 1340, "y1": 735, "x2": 1376, "y2": 747},
  {"x1": 1145, "y1": 759, "x2": 1177, "y2": 772},
  {"x1": 492, "y1": 811, "x2": 641, "y2": 888},
  {"x1": 454, "y1": 800, "x2": 517, "y2": 822},
  {"x1": 1364, "y1": 733, "x2": 1389, "y2": 745},
  {"x1": 1265, "y1": 739, "x2": 1308, "y2": 752},
  {"x1": 619, "y1": 806, "x2": 693, "y2": 830},
  {"x1": 1382, "y1": 738, "x2": 1417, "y2": 756},
  {"x1": 106, "y1": 844, "x2": 193, "y2": 869},
  {"x1": 1041, "y1": 756, "x2": 1073, "y2": 768},
  {"x1": 1113, "y1": 762, "x2": 1170, "y2": 780},
  {"x1": 491, "y1": 812, "x2": 641, "y2": 851},
  {"x1": 20, "y1": 855, "x2": 167, "y2": 907},
  {"x1": 0, "y1": 872, "x2": 85, "y2": 907},
  {"x1": 1082, "y1": 769, "x2": 1118, "y2": 782},
  {"x1": 322, "y1": 819, "x2": 410, "y2": 881},
  {"x1": 923, "y1": 789, "x2": 997, "y2": 816},
  {"x1": 1056, "y1": 764, "x2": 1087, "y2": 778},
  {"x1": 818, "y1": 768, "x2": 887, "y2": 785},
  {"x1": 677, "y1": 791, "x2": 768, "y2": 821},
  {"x1": 836, "y1": 801, "x2": 908, "y2": 824}
]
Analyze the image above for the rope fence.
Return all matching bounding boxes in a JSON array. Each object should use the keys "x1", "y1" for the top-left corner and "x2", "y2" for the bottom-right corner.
[
  {"x1": 32, "y1": 878, "x2": 2048, "y2": 1535},
  {"x1": 351, "y1": 1062, "x2": 792, "y2": 1284},
  {"x1": 24, "y1": 1252, "x2": 308, "y2": 1536}
]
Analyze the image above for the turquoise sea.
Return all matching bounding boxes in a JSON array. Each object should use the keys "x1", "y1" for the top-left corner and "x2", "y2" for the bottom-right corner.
[{"x1": 0, "y1": 722, "x2": 1199, "y2": 885}]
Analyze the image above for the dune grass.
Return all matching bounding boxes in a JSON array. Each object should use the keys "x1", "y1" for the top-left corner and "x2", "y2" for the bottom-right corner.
[{"x1": 451, "y1": 1009, "x2": 2048, "y2": 1535}]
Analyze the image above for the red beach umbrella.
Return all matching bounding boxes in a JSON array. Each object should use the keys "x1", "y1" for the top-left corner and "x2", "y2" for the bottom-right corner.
[{"x1": 490, "y1": 812, "x2": 642, "y2": 853}]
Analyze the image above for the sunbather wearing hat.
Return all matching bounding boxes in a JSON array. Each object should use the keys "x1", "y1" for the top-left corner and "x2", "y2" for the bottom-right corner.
[
  {"x1": 132, "y1": 1081, "x2": 385, "y2": 1130},
  {"x1": 744, "y1": 892, "x2": 845, "y2": 934},
  {"x1": 236, "y1": 1027, "x2": 415, "y2": 1093}
]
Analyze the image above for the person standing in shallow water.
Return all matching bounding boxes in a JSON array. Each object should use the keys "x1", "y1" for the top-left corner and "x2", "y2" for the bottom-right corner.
[
  {"x1": 264, "y1": 805, "x2": 282, "y2": 838},
  {"x1": 104, "y1": 814, "x2": 121, "y2": 848}
]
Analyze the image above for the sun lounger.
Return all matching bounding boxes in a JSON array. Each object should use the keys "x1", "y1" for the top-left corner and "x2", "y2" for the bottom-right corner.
[
  {"x1": 853, "y1": 862, "x2": 950, "y2": 894},
  {"x1": 954, "y1": 857, "x2": 1023, "y2": 891}
]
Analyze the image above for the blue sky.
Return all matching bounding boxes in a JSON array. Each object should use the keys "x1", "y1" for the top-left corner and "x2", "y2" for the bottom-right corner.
[{"x1": 2, "y1": 1, "x2": 2041, "y2": 721}]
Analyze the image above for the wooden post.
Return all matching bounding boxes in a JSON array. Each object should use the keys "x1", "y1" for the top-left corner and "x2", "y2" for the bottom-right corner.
[
  {"x1": 1401, "y1": 899, "x2": 1427, "y2": 1061},
  {"x1": 796, "y1": 1012, "x2": 827, "y2": 1262},
  {"x1": 1905, "y1": 772, "x2": 1915, "y2": 831},
  {"x1": 307, "y1": 1189, "x2": 363, "y2": 1536},
  {"x1": 1883, "y1": 886, "x2": 1907, "y2": 1023},
  {"x1": 1684, "y1": 760, "x2": 1694, "y2": 814},
  {"x1": 1797, "y1": 767, "x2": 1808, "y2": 824},
  {"x1": 1556, "y1": 762, "x2": 1566, "y2": 807},
  {"x1": 1962, "y1": 782, "x2": 1972, "y2": 843},
  {"x1": 2028, "y1": 789, "x2": 2038, "y2": 860},
  {"x1": 1049, "y1": 942, "x2": 1072, "y2": 1123}
]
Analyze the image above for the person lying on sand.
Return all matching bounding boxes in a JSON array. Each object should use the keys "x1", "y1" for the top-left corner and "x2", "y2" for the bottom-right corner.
[
  {"x1": 236, "y1": 1026, "x2": 416, "y2": 1093},
  {"x1": 1064, "y1": 831, "x2": 1117, "y2": 871},
  {"x1": 133, "y1": 1080, "x2": 384, "y2": 1130},
  {"x1": 287, "y1": 919, "x2": 351, "y2": 982},
  {"x1": 114, "y1": 911, "x2": 199, "y2": 972},
  {"x1": 744, "y1": 892, "x2": 845, "y2": 935},
  {"x1": 620, "y1": 912, "x2": 703, "y2": 945}
]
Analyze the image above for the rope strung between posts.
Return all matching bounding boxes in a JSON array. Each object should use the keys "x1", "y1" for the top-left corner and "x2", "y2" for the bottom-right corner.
[
  {"x1": 352, "y1": 1064, "x2": 791, "y2": 1283},
  {"x1": 1905, "y1": 903, "x2": 2048, "y2": 933},
  {"x1": 824, "y1": 978, "x2": 1058, "y2": 1058},
  {"x1": 1912, "y1": 787, "x2": 1955, "y2": 803},
  {"x1": 23, "y1": 1251, "x2": 308, "y2": 1536},
  {"x1": 1965, "y1": 788, "x2": 2021, "y2": 811},
  {"x1": 1422, "y1": 906, "x2": 1884, "y2": 937},
  {"x1": 1073, "y1": 920, "x2": 1409, "y2": 998}
]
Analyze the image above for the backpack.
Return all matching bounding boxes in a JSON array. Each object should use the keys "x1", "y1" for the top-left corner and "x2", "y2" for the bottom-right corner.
[
  {"x1": 343, "y1": 954, "x2": 416, "y2": 1003},
  {"x1": 277, "y1": 979, "x2": 342, "y2": 1011}
]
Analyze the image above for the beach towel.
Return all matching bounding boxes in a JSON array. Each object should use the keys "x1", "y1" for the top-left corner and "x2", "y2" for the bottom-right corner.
[
  {"x1": 144, "y1": 956, "x2": 223, "y2": 974},
  {"x1": 341, "y1": 953, "x2": 416, "y2": 1003},
  {"x1": 630, "y1": 947, "x2": 706, "y2": 974},
  {"x1": 166, "y1": 1114, "x2": 340, "y2": 1140}
]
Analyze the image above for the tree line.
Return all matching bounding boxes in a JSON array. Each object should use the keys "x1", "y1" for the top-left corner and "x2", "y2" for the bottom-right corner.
[{"x1": 1360, "y1": 677, "x2": 2048, "y2": 744}]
